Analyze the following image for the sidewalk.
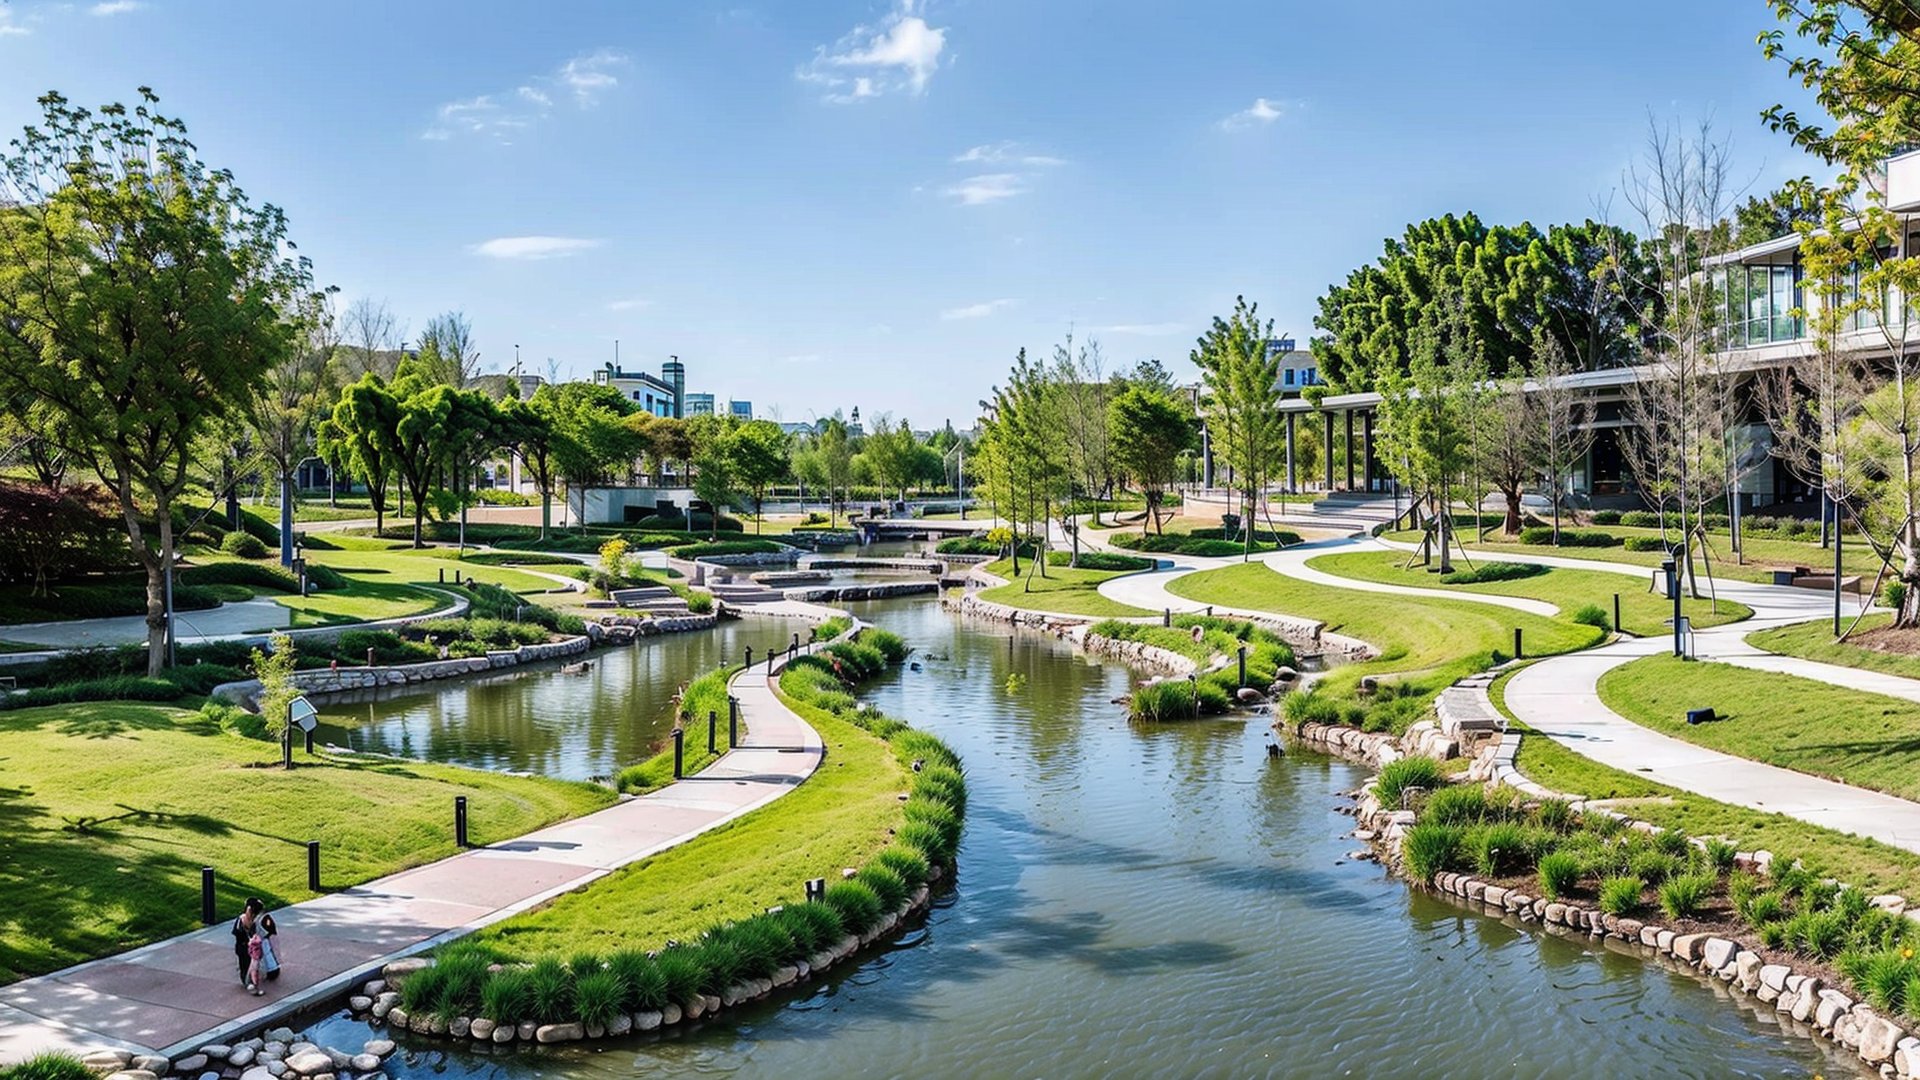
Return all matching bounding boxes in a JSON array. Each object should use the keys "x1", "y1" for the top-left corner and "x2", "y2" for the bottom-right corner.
[{"x1": 0, "y1": 652, "x2": 827, "y2": 1064}]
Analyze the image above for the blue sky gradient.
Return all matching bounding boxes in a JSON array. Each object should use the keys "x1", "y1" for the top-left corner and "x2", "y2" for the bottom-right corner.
[{"x1": 0, "y1": 0, "x2": 1820, "y2": 426}]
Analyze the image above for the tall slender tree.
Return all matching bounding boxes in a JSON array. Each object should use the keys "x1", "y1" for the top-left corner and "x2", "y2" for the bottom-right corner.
[{"x1": 1193, "y1": 296, "x2": 1285, "y2": 560}]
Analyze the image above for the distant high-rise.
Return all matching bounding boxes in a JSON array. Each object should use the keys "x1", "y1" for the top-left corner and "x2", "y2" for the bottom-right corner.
[
  {"x1": 728, "y1": 400, "x2": 753, "y2": 419},
  {"x1": 662, "y1": 356, "x2": 686, "y2": 419},
  {"x1": 684, "y1": 393, "x2": 715, "y2": 417},
  {"x1": 591, "y1": 357, "x2": 682, "y2": 418}
]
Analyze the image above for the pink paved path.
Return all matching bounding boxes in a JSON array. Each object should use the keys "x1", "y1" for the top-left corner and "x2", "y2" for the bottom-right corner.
[{"x1": 0, "y1": 651, "x2": 826, "y2": 1063}]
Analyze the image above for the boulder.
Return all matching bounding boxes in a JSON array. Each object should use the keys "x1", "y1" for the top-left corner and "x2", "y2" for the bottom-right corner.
[
  {"x1": 469, "y1": 1020, "x2": 495, "y2": 1041},
  {"x1": 349, "y1": 1058, "x2": 381, "y2": 1074},
  {"x1": 362, "y1": 980, "x2": 387, "y2": 998},
  {"x1": 771, "y1": 965, "x2": 799, "y2": 988},
  {"x1": 1670, "y1": 933, "x2": 1708, "y2": 963},
  {"x1": 703, "y1": 994, "x2": 720, "y2": 1015},
  {"x1": 1639, "y1": 926, "x2": 1660, "y2": 947},
  {"x1": 197, "y1": 1049, "x2": 230, "y2": 1063},
  {"x1": 633, "y1": 1011, "x2": 663, "y2": 1033},
  {"x1": 238, "y1": 1069, "x2": 272, "y2": 1080},
  {"x1": 348, "y1": 996, "x2": 373, "y2": 1012},
  {"x1": 284, "y1": 1047, "x2": 313, "y2": 1061},
  {"x1": 103, "y1": 1072, "x2": 156, "y2": 1080},
  {"x1": 1792, "y1": 989, "x2": 1820, "y2": 1024},
  {"x1": 384, "y1": 1008, "x2": 407, "y2": 1031},
  {"x1": 1734, "y1": 951, "x2": 1762, "y2": 992},
  {"x1": 283, "y1": 1052, "x2": 332, "y2": 1077},
  {"x1": 83, "y1": 1051, "x2": 133, "y2": 1073},
  {"x1": 1760, "y1": 964, "x2": 1790, "y2": 993},
  {"x1": 1894, "y1": 1037, "x2": 1920, "y2": 1077},
  {"x1": 321, "y1": 1050, "x2": 349, "y2": 1072},
  {"x1": 662, "y1": 1003, "x2": 683, "y2": 1026},
  {"x1": 1615, "y1": 918, "x2": 1643, "y2": 941},
  {"x1": 491, "y1": 1025, "x2": 514, "y2": 1045},
  {"x1": 1544, "y1": 902, "x2": 1568, "y2": 925},
  {"x1": 1655, "y1": 930, "x2": 1675, "y2": 953},
  {"x1": 584, "y1": 1023, "x2": 605, "y2": 1040},
  {"x1": 684, "y1": 996, "x2": 705, "y2": 1021},
  {"x1": 131, "y1": 1058, "x2": 169, "y2": 1075},
  {"x1": 173, "y1": 1056, "x2": 209, "y2": 1075},
  {"x1": 515, "y1": 1022, "x2": 537, "y2": 1042},
  {"x1": 607, "y1": 1014, "x2": 633, "y2": 1037},
  {"x1": 263, "y1": 1030, "x2": 296, "y2": 1047},
  {"x1": 263, "y1": 1063, "x2": 285, "y2": 1079},
  {"x1": 448, "y1": 1017, "x2": 471, "y2": 1039},
  {"x1": 1857, "y1": 1011, "x2": 1902, "y2": 1064},
  {"x1": 227, "y1": 1050, "x2": 255, "y2": 1070},
  {"x1": 408, "y1": 1013, "x2": 432, "y2": 1034},
  {"x1": 382, "y1": 957, "x2": 433, "y2": 986},
  {"x1": 1702, "y1": 937, "x2": 1737, "y2": 972},
  {"x1": 1817, "y1": 989, "x2": 1854, "y2": 1029},
  {"x1": 370, "y1": 994, "x2": 398, "y2": 1020},
  {"x1": 361, "y1": 1042, "x2": 394, "y2": 1060},
  {"x1": 535, "y1": 1023, "x2": 584, "y2": 1044}
]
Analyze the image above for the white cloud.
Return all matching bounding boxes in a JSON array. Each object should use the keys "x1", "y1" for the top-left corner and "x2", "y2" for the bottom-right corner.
[
  {"x1": 954, "y1": 142, "x2": 1064, "y2": 167},
  {"x1": 425, "y1": 48, "x2": 631, "y2": 141},
  {"x1": 471, "y1": 236, "x2": 605, "y2": 260},
  {"x1": 800, "y1": 0, "x2": 947, "y2": 103},
  {"x1": 605, "y1": 297, "x2": 651, "y2": 312},
  {"x1": 1218, "y1": 96, "x2": 1289, "y2": 131},
  {"x1": 89, "y1": 0, "x2": 142, "y2": 14},
  {"x1": 0, "y1": 9, "x2": 27, "y2": 35},
  {"x1": 1100, "y1": 322, "x2": 1185, "y2": 336},
  {"x1": 942, "y1": 173, "x2": 1026, "y2": 205},
  {"x1": 941, "y1": 298, "x2": 1017, "y2": 321}
]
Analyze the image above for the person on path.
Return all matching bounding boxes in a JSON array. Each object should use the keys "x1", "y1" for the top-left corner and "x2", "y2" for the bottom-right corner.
[
  {"x1": 230, "y1": 897, "x2": 263, "y2": 991},
  {"x1": 245, "y1": 921, "x2": 265, "y2": 995},
  {"x1": 257, "y1": 909, "x2": 281, "y2": 983}
]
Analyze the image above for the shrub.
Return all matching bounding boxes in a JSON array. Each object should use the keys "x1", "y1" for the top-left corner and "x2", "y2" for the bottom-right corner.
[
  {"x1": 898, "y1": 819, "x2": 955, "y2": 864},
  {"x1": 1623, "y1": 536, "x2": 1666, "y2": 553},
  {"x1": 1535, "y1": 799, "x2": 1573, "y2": 831},
  {"x1": 1046, "y1": 550, "x2": 1153, "y2": 572},
  {"x1": 0, "y1": 1054, "x2": 94, "y2": 1080},
  {"x1": 204, "y1": 700, "x2": 270, "y2": 740},
  {"x1": 399, "y1": 963, "x2": 448, "y2": 1016},
  {"x1": 1703, "y1": 837, "x2": 1737, "y2": 872},
  {"x1": 861, "y1": 628, "x2": 911, "y2": 664},
  {"x1": 873, "y1": 845, "x2": 930, "y2": 887},
  {"x1": 1467, "y1": 822, "x2": 1549, "y2": 877},
  {"x1": 571, "y1": 970, "x2": 623, "y2": 1029},
  {"x1": 477, "y1": 967, "x2": 532, "y2": 1024},
  {"x1": 1374, "y1": 758, "x2": 1445, "y2": 808},
  {"x1": 1598, "y1": 875, "x2": 1644, "y2": 915},
  {"x1": 1887, "y1": 580, "x2": 1909, "y2": 613},
  {"x1": 669, "y1": 539, "x2": 783, "y2": 559},
  {"x1": 1570, "y1": 603, "x2": 1611, "y2": 631},
  {"x1": 1743, "y1": 890, "x2": 1788, "y2": 928},
  {"x1": 1421, "y1": 784, "x2": 1491, "y2": 827},
  {"x1": 1401, "y1": 823, "x2": 1464, "y2": 882},
  {"x1": 1438, "y1": 562, "x2": 1547, "y2": 585},
  {"x1": 1854, "y1": 950, "x2": 1920, "y2": 1013},
  {"x1": 692, "y1": 935, "x2": 744, "y2": 995},
  {"x1": 1628, "y1": 850, "x2": 1683, "y2": 885},
  {"x1": 1786, "y1": 908, "x2": 1851, "y2": 959},
  {"x1": 652, "y1": 948, "x2": 705, "y2": 1006},
  {"x1": 1619, "y1": 510, "x2": 1661, "y2": 528},
  {"x1": 1537, "y1": 851, "x2": 1581, "y2": 900},
  {"x1": 1518, "y1": 526, "x2": 1619, "y2": 547},
  {"x1": 1589, "y1": 510, "x2": 1623, "y2": 525},
  {"x1": 1651, "y1": 828, "x2": 1692, "y2": 858},
  {"x1": 1658, "y1": 873, "x2": 1714, "y2": 920},
  {"x1": 607, "y1": 949, "x2": 665, "y2": 1012},
  {"x1": 220, "y1": 530, "x2": 268, "y2": 558},
  {"x1": 823, "y1": 880, "x2": 884, "y2": 935},
  {"x1": 182, "y1": 561, "x2": 298, "y2": 592}
]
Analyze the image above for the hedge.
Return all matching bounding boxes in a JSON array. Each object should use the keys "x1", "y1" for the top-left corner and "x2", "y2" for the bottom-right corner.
[
  {"x1": 1046, "y1": 551, "x2": 1152, "y2": 572},
  {"x1": 1517, "y1": 526, "x2": 1620, "y2": 548}
]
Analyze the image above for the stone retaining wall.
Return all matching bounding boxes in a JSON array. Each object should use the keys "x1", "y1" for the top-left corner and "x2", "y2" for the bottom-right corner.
[
  {"x1": 284, "y1": 636, "x2": 592, "y2": 695},
  {"x1": 786, "y1": 581, "x2": 940, "y2": 603},
  {"x1": 1079, "y1": 632, "x2": 1198, "y2": 676},
  {"x1": 1300, "y1": 714, "x2": 1920, "y2": 1079},
  {"x1": 695, "y1": 552, "x2": 799, "y2": 567}
]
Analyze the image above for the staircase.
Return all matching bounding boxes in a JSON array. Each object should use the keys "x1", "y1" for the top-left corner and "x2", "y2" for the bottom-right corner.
[
  {"x1": 707, "y1": 580, "x2": 786, "y2": 607},
  {"x1": 607, "y1": 585, "x2": 693, "y2": 616},
  {"x1": 1266, "y1": 493, "x2": 1403, "y2": 535}
]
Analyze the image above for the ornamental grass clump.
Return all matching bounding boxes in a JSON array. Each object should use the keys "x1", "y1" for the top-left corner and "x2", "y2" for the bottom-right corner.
[
  {"x1": 856, "y1": 864, "x2": 909, "y2": 911},
  {"x1": 823, "y1": 880, "x2": 885, "y2": 935},
  {"x1": 399, "y1": 963, "x2": 447, "y2": 1016},
  {"x1": 478, "y1": 968, "x2": 531, "y2": 1024},
  {"x1": 1598, "y1": 876, "x2": 1644, "y2": 916},
  {"x1": 608, "y1": 948, "x2": 666, "y2": 1013},
  {"x1": 1374, "y1": 758, "x2": 1445, "y2": 808},
  {"x1": 1401, "y1": 823, "x2": 1464, "y2": 883},
  {"x1": 571, "y1": 970, "x2": 623, "y2": 1030},
  {"x1": 861, "y1": 627, "x2": 910, "y2": 663},
  {"x1": 1536, "y1": 851, "x2": 1582, "y2": 901},
  {"x1": 1570, "y1": 604, "x2": 1611, "y2": 632},
  {"x1": 1658, "y1": 873, "x2": 1714, "y2": 920},
  {"x1": 913, "y1": 766, "x2": 967, "y2": 814},
  {"x1": 1466, "y1": 822, "x2": 1553, "y2": 878},
  {"x1": 873, "y1": 845, "x2": 930, "y2": 887},
  {"x1": 653, "y1": 947, "x2": 704, "y2": 1006},
  {"x1": 0, "y1": 1054, "x2": 94, "y2": 1080},
  {"x1": 527, "y1": 956, "x2": 573, "y2": 1022},
  {"x1": 1421, "y1": 784, "x2": 1491, "y2": 827}
]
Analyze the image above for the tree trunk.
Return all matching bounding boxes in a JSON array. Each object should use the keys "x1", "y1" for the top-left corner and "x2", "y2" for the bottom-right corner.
[
  {"x1": 279, "y1": 472, "x2": 297, "y2": 567},
  {"x1": 540, "y1": 487, "x2": 551, "y2": 541},
  {"x1": 1503, "y1": 489, "x2": 1522, "y2": 536},
  {"x1": 146, "y1": 495, "x2": 174, "y2": 677}
]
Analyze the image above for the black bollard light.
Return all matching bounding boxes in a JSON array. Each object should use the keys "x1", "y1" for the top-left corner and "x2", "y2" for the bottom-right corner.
[
  {"x1": 1513, "y1": 627, "x2": 1523, "y2": 660},
  {"x1": 201, "y1": 866, "x2": 216, "y2": 925},
  {"x1": 307, "y1": 840, "x2": 321, "y2": 892},
  {"x1": 805, "y1": 878, "x2": 826, "y2": 902},
  {"x1": 366, "y1": 646, "x2": 375, "y2": 667},
  {"x1": 1163, "y1": 607, "x2": 1171, "y2": 627},
  {"x1": 1613, "y1": 593, "x2": 1621, "y2": 634},
  {"x1": 729, "y1": 696, "x2": 739, "y2": 746},
  {"x1": 438, "y1": 567, "x2": 445, "y2": 583},
  {"x1": 708, "y1": 709, "x2": 718, "y2": 753},
  {"x1": 672, "y1": 728, "x2": 685, "y2": 779},
  {"x1": 792, "y1": 632, "x2": 800, "y2": 653},
  {"x1": 745, "y1": 645, "x2": 755, "y2": 668},
  {"x1": 455, "y1": 795, "x2": 468, "y2": 848},
  {"x1": 282, "y1": 725, "x2": 292, "y2": 770},
  {"x1": 1238, "y1": 645, "x2": 1247, "y2": 688},
  {"x1": 767, "y1": 647, "x2": 775, "y2": 673}
]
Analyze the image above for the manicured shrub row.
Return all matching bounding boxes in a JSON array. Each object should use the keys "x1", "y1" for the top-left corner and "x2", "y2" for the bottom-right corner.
[
  {"x1": 1045, "y1": 550, "x2": 1153, "y2": 572},
  {"x1": 1187, "y1": 526, "x2": 1302, "y2": 545},
  {"x1": 1437, "y1": 561, "x2": 1546, "y2": 586},
  {"x1": 1109, "y1": 528, "x2": 1296, "y2": 556},
  {"x1": 1623, "y1": 536, "x2": 1667, "y2": 552},
  {"x1": 668, "y1": 540, "x2": 784, "y2": 559},
  {"x1": 219, "y1": 530, "x2": 269, "y2": 558},
  {"x1": 393, "y1": 627, "x2": 962, "y2": 1037},
  {"x1": 935, "y1": 535, "x2": 1033, "y2": 557},
  {"x1": 1517, "y1": 526, "x2": 1620, "y2": 547}
]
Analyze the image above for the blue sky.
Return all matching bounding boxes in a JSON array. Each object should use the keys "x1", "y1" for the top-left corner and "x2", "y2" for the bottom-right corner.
[{"x1": 0, "y1": 0, "x2": 1822, "y2": 427}]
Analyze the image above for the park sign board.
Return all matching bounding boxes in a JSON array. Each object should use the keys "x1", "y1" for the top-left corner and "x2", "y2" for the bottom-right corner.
[{"x1": 289, "y1": 696, "x2": 318, "y2": 733}]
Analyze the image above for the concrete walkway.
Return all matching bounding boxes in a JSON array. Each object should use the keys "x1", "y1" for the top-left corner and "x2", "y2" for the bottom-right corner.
[{"x1": 0, "y1": 649, "x2": 829, "y2": 1064}]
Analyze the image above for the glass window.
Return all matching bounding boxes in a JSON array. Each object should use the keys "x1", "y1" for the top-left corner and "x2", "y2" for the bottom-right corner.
[
  {"x1": 1771, "y1": 266, "x2": 1797, "y2": 341},
  {"x1": 1284, "y1": 369, "x2": 1294, "y2": 386}
]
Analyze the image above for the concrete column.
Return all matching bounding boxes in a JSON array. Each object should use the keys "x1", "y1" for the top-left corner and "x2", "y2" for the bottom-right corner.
[
  {"x1": 1362, "y1": 411, "x2": 1375, "y2": 492},
  {"x1": 1323, "y1": 411, "x2": 1335, "y2": 490},
  {"x1": 1285, "y1": 413, "x2": 1297, "y2": 493},
  {"x1": 1344, "y1": 410, "x2": 1356, "y2": 491}
]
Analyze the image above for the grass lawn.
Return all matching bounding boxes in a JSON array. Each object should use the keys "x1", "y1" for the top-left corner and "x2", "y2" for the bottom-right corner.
[
  {"x1": 0, "y1": 701, "x2": 613, "y2": 983},
  {"x1": 1306, "y1": 550, "x2": 1751, "y2": 636},
  {"x1": 272, "y1": 548, "x2": 569, "y2": 630},
  {"x1": 1168, "y1": 562, "x2": 1600, "y2": 708},
  {"x1": 467, "y1": 685, "x2": 906, "y2": 959},
  {"x1": 1748, "y1": 614, "x2": 1920, "y2": 681},
  {"x1": 1487, "y1": 667, "x2": 1920, "y2": 897},
  {"x1": 974, "y1": 558, "x2": 1155, "y2": 618},
  {"x1": 271, "y1": 579, "x2": 449, "y2": 629},
  {"x1": 1383, "y1": 522, "x2": 1883, "y2": 587},
  {"x1": 1596, "y1": 653, "x2": 1920, "y2": 804}
]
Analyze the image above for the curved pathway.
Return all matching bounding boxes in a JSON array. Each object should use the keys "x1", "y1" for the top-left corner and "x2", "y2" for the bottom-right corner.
[{"x1": 0, "y1": 647, "x2": 831, "y2": 1064}]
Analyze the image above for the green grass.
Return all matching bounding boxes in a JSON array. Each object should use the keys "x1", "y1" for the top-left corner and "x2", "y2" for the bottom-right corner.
[
  {"x1": 614, "y1": 666, "x2": 743, "y2": 795},
  {"x1": 305, "y1": 549, "x2": 561, "y2": 594},
  {"x1": 468, "y1": 683, "x2": 908, "y2": 959},
  {"x1": 1488, "y1": 665, "x2": 1920, "y2": 898},
  {"x1": 1749, "y1": 614, "x2": 1920, "y2": 682},
  {"x1": 1307, "y1": 550, "x2": 1751, "y2": 636},
  {"x1": 1597, "y1": 653, "x2": 1920, "y2": 804},
  {"x1": 974, "y1": 557, "x2": 1155, "y2": 618},
  {"x1": 1383, "y1": 521, "x2": 1882, "y2": 586},
  {"x1": 274, "y1": 548, "x2": 570, "y2": 628},
  {"x1": 0, "y1": 701, "x2": 614, "y2": 983},
  {"x1": 1170, "y1": 562, "x2": 1599, "y2": 715}
]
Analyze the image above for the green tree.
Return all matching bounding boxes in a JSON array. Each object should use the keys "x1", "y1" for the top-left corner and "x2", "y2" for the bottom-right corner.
[
  {"x1": 0, "y1": 90, "x2": 311, "y2": 676},
  {"x1": 1193, "y1": 296, "x2": 1285, "y2": 560},
  {"x1": 729, "y1": 420, "x2": 792, "y2": 532},
  {"x1": 812, "y1": 415, "x2": 856, "y2": 523},
  {"x1": 252, "y1": 289, "x2": 340, "y2": 565},
  {"x1": 327, "y1": 373, "x2": 401, "y2": 536},
  {"x1": 547, "y1": 382, "x2": 644, "y2": 531},
  {"x1": 501, "y1": 391, "x2": 559, "y2": 539},
  {"x1": 692, "y1": 444, "x2": 735, "y2": 540},
  {"x1": 1377, "y1": 295, "x2": 1486, "y2": 571},
  {"x1": 251, "y1": 631, "x2": 299, "y2": 763},
  {"x1": 385, "y1": 361, "x2": 456, "y2": 547},
  {"x1": 862, "y1": 415, "x2": 923, "y2": 504},
  {"x1": 1107, "y1": 386, "x2": 1196, "y2": 535}
]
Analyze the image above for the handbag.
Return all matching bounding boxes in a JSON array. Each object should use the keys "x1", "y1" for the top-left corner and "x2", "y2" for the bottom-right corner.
[{"x1": 259, "y1": 931, "x2": 280, "y2": 976}]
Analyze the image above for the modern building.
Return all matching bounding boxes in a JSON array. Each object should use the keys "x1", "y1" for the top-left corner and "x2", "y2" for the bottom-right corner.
[
  {"x1": 592, "y1": 359, "x2": 681, "y2": 418},
  {"x1": 684, "y1": 392, "x2": 716, "y2": 417},
  {"x1": 728, "y1": 399, "x2": 753, "y2": 419},
  {"x1": 1267, "y1": 337, "x2": 1323, "y2": 396}
]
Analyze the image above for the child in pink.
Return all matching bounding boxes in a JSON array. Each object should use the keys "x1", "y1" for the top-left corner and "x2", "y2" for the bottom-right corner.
[{"x1": 246, "y1": 923, "x2": 265, "y2": 995}]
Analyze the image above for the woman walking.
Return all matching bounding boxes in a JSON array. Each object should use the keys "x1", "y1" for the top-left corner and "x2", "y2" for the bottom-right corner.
[
  {"x1": 230, "y1": 898, "x2": 265, "y2": 993},
  {"x1": 257, "y1": 908, "x2": 281, "y2": 984}
]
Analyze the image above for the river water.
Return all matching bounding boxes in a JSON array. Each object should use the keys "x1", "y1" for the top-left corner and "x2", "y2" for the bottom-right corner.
[{"x1": 308, "y1": 597, "x2": 1856, "y2": 1078}]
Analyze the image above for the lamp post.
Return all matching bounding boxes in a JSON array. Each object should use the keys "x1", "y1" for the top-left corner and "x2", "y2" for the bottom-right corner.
[{"x1": 1662, "y1": 557, "x2": 1682, "y2": 658}]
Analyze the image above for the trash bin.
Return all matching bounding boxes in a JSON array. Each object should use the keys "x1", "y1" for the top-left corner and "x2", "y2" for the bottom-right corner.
[{"x1": 1771, "y1": 570, "x2": 1797, "y2": 586}]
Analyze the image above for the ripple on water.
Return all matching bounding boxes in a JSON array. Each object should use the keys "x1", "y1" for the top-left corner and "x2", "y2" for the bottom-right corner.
[{"x1": 307, "y1": 598, "x2": 1865, "y2": 1079}]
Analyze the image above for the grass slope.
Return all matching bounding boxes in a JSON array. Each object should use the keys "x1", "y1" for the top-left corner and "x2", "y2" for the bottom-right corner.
[
  {"x1": 1597, "y1": 653, "x2": 1920, "y2": 803},
  {"x1": 468, "y1": 688, "x2": 905, "y2": 959},
  {"x1": 974, "y1": 558, "x2": 1154, "y2": 618},
  {"x1": 1308, "y1": 550, "x2": 1751, "y2": 635},
  {"x1": 0, "y1": 702, "x2": 612, "y2": 983},
  {"x1": 1489, "y1": 668, "x2": 1920, "y2": 898},
  {"x1": 1749, "y1": 614, "x2": 1920, "y2": 682},
  {"x1": 1382, "y1": 523, "x2": 1881, "y2": 586}
]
